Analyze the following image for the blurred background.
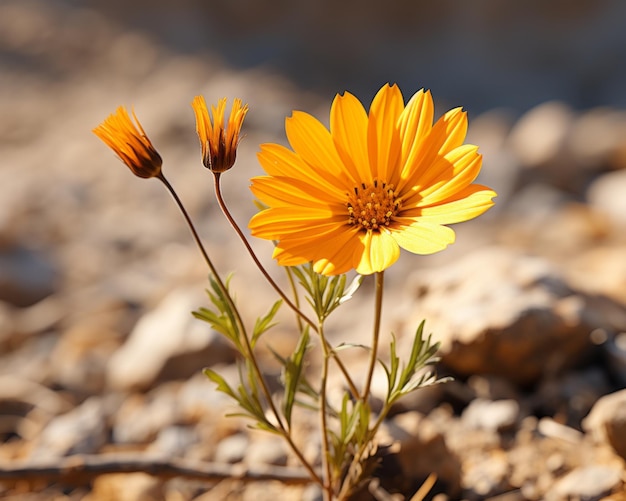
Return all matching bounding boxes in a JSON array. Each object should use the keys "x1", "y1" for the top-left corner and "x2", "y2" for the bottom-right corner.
[{"x1": 2, "y1": 0, "x2": 626, "y2": 499}]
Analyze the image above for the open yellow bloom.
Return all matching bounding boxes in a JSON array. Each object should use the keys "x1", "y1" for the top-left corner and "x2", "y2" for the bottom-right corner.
[
  {"x1": 249, "y1": 84, "x2": 496, "y2": 276},
  {"x1": 192, "y1": 96, "x2": 249, "y2": 173},
  {"x1": 93, "y1": 106, "x2": 162, "y2": 179}
]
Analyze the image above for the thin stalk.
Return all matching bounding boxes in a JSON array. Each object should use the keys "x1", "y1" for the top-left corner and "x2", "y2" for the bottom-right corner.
[
  {"x1": 159, "y1": 173, "x2": 321, "y2": 486},
  {"x1": 158, "y1": 173, "x2": 229, "y2": 300},
  {"x1": 361, "y1": 271, "x2": 384, "y2": 402},
  {"x1": 318, "y1": 322, "x2": 334, "y2": 501},
  {"x1": 212, "y1": 173, "x2": 359, "y2": 398},
  {"x1": 284, "y1": 266, "x2": 304, "y2": 333}
]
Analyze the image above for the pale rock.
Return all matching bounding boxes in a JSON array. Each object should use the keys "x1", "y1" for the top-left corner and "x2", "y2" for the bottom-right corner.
[
  {"x1": 507, "y1": 101, "x2": 575, "y2": 183},
  {"x1": 146, "y1": 425, "x2": 199, "y2": 457},
  {"x1": 566, "y1": 245, "x2": 626, "y2": 305},
  {"x1": 587, "y1": 169, "x2": 626, "y2": 227},
  {"x1": 245, "y1": 435, "x2": 288, "y2": 466},
  {"x1": 461, "y1": 398, "x2": 520, "y2": 433},
  {"x1": 106, "y1": 288, "x2": 237, "y2": 391},
  {"x1": 544, "y1": 465, "x2": 623, "y2": 501},
  {"x1": 214, "y1": 433, "x2": 249, "y2": 464},
  {"x1": 461, "y1": 450, "x2": 510, "y2": 498},
  {"x1": 567, "y1": 107, "x2": 626, "y2": 170},
  {"x1": 582, "y1": 389, "x2": 626, "y2": 460},
  {"x1": 397, "y1": 247, "x2": 614, "y2": 385},
  {"x1": 30, "y1": 397, "x2": 107, "y2": 458},
  {"x1": 112, "y1": 383, "x2": 182, "y2": 444}
]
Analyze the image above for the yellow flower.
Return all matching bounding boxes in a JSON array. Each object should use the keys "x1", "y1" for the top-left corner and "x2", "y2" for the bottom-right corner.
[
  {"x1": 93, "y1": 106, "x2": 162, "y2": 179},
  {"x1": 192, "y1": 96, "x2": 249, "y2": 173},
  {"x1": 249, "y1": 84, "x2": 496, "y2": 276}
]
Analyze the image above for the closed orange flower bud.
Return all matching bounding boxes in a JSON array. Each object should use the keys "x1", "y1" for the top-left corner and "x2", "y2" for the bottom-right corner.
[
  {"x1": 93, "y1": 106, "x2": 162, "y2": 179},
  {"x1": 192, "y1": 96, "x2": 248, "y2": 173}
]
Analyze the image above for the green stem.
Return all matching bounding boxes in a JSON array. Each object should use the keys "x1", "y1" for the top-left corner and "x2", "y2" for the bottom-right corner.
[
  {"x1": 361, "y1": 271, "x2": 384, "y2": 403},
  {"x1": 284, "y1": 266, "x2": 304, "y2": 334},
  {"x1": 159, "y1": 173, "x2": 321, "y2": 486},
  {"x1": 318, "y1": 323, "x2": 334, "y2": 501},
  {"x1": 212, "y1": 173, "x2": 360, "y2": 399}
]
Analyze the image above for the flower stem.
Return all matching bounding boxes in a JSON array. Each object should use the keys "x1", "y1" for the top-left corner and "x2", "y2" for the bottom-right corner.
[
  {"x1": 361, "y1": 271, "x2": 384, "y2": 403},
  {"x1": 318, "y1": 322, "x2": 334, "y2": 501},
  {"x1": 284, "y1": 266, "x2": 304, "y2": 334},
  {"x1": 158, "y1": 173, "x2": 223, "y2": 288},
  {"x1": 158, "y1": 173, "x2": 322, "y2": 485},
  {"x1": 212, "y1": 173, "x2": 360, "y2": 399}
]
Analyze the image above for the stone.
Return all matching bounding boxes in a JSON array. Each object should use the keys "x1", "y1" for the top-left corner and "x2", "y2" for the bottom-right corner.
[
  {"x1": 245, "y1": 435, "x2": 288, "y2": 467},
  {"x1": 106, "y1": 288, "x2": 237, "y2": 391},
  {"x1": 461, "y1": 398, "x2": 520, "y2": 433},
  {"x1": 112, "y1": 383, "x2": 182, "y2": 445},
  {"x1": 508, "y1": 101, "x2": 573, "y2": 169},
  {"x1": 461, "y1": 450, "x2": 510, "y2": 498},
  {"x1": 583, "y1": 389, "x2": 626, "y2": 461},
  {"x1": 397, "y1": 247, "x2": 616, "y2": 385},
  {"x1": 146, "y1": 425, "x2": 199, "y2": 457},
  {"x1": 587, "y1": 169, "x2": 626, "y2": 227},
  {"x1": 567, "y1": 107, "x2": 626, "y2": 171},
  {"x1": 544, "y1": 465, "x2": 623, "y2": 501},
  {"x1": 30, "y1": 397, "x2": 108, "y2": 458},
  {"x1": 0, "y1": 243, "x2": 58, "y2": 307},
  {"x1": 214, "y1": 433, "x2": 249, "y2": 464}
]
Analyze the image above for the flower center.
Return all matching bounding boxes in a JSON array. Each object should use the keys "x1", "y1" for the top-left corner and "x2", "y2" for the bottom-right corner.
[{"x1": 346, "y1": 180, "x2": 401, "y2": 231}]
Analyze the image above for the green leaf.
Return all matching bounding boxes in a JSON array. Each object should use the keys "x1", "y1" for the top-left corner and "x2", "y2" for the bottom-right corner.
[
  {"x1": 288, "y1": 263, "x2": 361, "y2": 322},
  {"x1": 384, "y1": 321, "x2": 449, "y2": 405},
  {"x1": 203, "y1": 368, "x2": 237, "y2": 400},
  {"x1": 204, "y1": 366, "x2": 278, "y2": 433},
  {"x1": 251, "y1": 300, "x2": 283, "y2": 349},
  {"x1": 282, "y1": 328, "x2": 311, "y2": 427},
  {"x1": 193, "y1": 274, "x2": 242, "y2": 350}
]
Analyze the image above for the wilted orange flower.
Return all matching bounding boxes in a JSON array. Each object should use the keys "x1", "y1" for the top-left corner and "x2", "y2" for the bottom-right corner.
[
  {"x1": 249, "y1": 84, "x2": 496, "y2": 276},
  {"x1": 93, "y1": 106, "x2": 162, "y2": 179},
  {"x1": 192, "y1": 96, "x2": 249, "y2": 173}
]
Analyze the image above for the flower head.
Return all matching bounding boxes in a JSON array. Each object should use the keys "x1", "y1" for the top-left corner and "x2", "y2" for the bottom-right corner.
[
  {"x1": 93, "y1": 106, "x2": 162, "y2": 179},
  {"x1": 249, "y1": 84, "x2": 496, "y2": 276},
  {"x1": 192, "y1": 96, "x2": 249, "y2": 173}
]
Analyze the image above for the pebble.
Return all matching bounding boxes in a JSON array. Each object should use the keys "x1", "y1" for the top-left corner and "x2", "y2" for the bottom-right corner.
[
  {"x1": 583, "y1": 389, "x2": 626, "y2": 460},
  {"x1": 214, "y1": 433, "x2": 249, "y2": 464},
  {"x1": 106, "y1": 287, "x2": 237, "y2": 391},
  {"x1": 461, "y1": 398, "x2": 520, "y2": 433},
  {"x1": 30, "y1": 397, "x2": 108, "y2": 458},
  {"x1": 544, "y1": 465, "x2": 623, "y2": 501},
  {"x1": 0, "y1": 244, "x2": 58, "y2": 307},
  {"x1": 587, "y1": 169, "x2": 626, "y2": 227}
]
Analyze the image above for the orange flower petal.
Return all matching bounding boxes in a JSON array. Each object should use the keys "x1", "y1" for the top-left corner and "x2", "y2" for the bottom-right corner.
[
  {"x1": 330, "y1": 91, "x2": 371, "y2": 184},
  {"x1": 389, "y1": 220, "x2": 456, "y2": 255},
  {"x1": 285, "y1": 111, "x2": 352, "y2": 187},
  {"x1": 403, "y1": 185, "x2": 496, "y2": 225},
  {"x1": 367, "y1": 84, "x2": 404, "y2": 182}
]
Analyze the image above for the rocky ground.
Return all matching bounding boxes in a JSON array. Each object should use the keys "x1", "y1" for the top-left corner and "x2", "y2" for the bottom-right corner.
[{"x1": 1, "y1": 1, "x2": 626, "y2": 500}]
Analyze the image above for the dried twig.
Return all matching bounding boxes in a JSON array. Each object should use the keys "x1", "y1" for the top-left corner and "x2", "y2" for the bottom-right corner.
[{"x1": 0, "y1": 454, "x2": 313, "y2": 486}]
